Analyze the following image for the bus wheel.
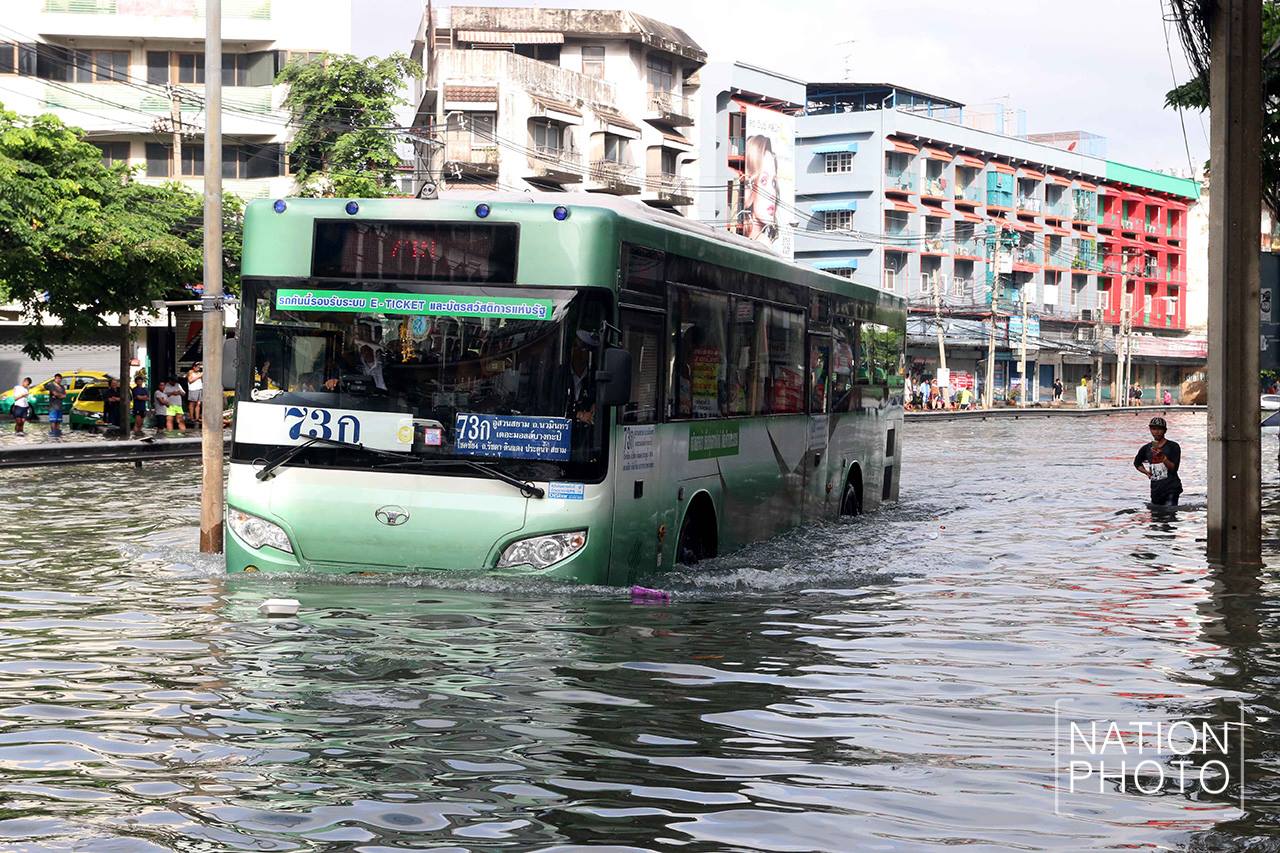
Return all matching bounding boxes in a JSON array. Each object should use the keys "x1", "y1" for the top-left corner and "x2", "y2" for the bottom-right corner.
[
  {"x1": 840, "y1": 470, "x2": 863, "y2": 517},
  {"x1": 676, "y1": 497, "x2": 717, "y2": 565}
]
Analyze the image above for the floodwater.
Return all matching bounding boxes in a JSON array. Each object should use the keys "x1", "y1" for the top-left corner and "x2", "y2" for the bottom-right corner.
[{"x1": 2, "y1": 411, "x2": 1279, "y2": 851}]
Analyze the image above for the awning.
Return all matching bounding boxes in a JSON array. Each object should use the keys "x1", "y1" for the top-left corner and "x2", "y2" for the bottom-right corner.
[
  {"x1": 810, "y1": 200, "x2": 858, "y2": 213},
  {"x1": 457, "y1": 30, "x2": 565, "y2": 44},
  {"x1": 598, "y1": 110, "x2": 641, "y2": 138},
  {"x1": 811, "y1": 258, "x2": 860, "y2": 270},
  {"x1": 659, "y1": 130, "x2": 692, "y2": 149},
  {"x1": 922, "y1": 205, "x2": 946, "y2": 218},
  {"x1": 1017, "y1": 167, "x2": 1045, "y2": 180},
  {"x1": 1047, "y1": 174, "x2": 1072, "y2": 187},
  {"x1": 812, "y1": 142, "x2": 859, "y2": 155},
  {"x1": 958, "y1": 210, "x2": 984, "y2": 223},
  {"x1": 444, "y1": 85, "x2": 498, "y2": 106},
  {"x1": 955, "y1": 154, "x2": 985, "y2": 169},
  {"x1": 888, "y1": 137, "x2": 919, "y2": 155},
  {"x1": 1078, "y1": 181, "x2": 1098, "y2": 191},
  {"x1": 888, "y1": 199, "x2": 917, "y2": 212},
  {"x1": 990, "y1": 162, "x2": 1015, "y2": 175},
  {"x1": 922, "y1": 146, "x2": 953, "y2": 161},
  {"x1": 530, "y1": 95, "x2": 582, "y2": 125}
]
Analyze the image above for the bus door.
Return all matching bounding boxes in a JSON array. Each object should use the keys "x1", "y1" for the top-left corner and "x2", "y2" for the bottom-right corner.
[
  {"x1": 804, "y1": 332, "x2": 833, "y2": 519},
  {"x1": 609, "y1": 308, "x2": 666, "y2": 584}
]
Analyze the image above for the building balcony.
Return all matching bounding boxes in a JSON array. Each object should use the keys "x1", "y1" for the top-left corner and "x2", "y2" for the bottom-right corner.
[
  {"x1": 647, "y1": 173, "x2": 692, "y2": 206},
  {"x1": 646, "y1": 89, "x2": 694, "y2": 126},
  {"x1": 1012, "y1": 246, "x2": 1043, "y2": 268},
  {"x1": 1072, "y1": 205, "x2": 1095, "y2": 223},
  {"x1": 922, "y1": 236, "x2": 947, "y2": 255},
  {"x1": 1071, "y1": 254, "x2": 1102, "y2": 272},
  {"x1": 587, "y1": 159, "x2": 641, "y2": 195},
  {"x1": 1015, "y1": 196, "x2": 1042, "y2": 214},
  {"x1": 954, "y1": 184, "x2": 983, "y2": 206},
  {"x1": 1120, "y1": 217, "x2": 1140, "y2": 232},
  {"x1": 1045, "y1": 199, "x2": 1073, "y2": 219},
  {"x1": 921, "y1": 177, "x2": 947, "y2": 199},
  {"x1": 953, "y1": 238, "x2": 984, "y2": 259},
  {"x1": 436, "y1": 49, "x2": 618, "y2": 111},
  {"x1": 728, "y1": 135, "x2": 745, "y2": 158},
  {"x1": 1045, "y1": 250, "x2": 1073, "y2": 270},
  {"x1": 886, "y1": 171, "x2": 916, "y2": 194},
  {"x1": 527, "y1": 146, "x2": 583, "y2": 184},
  {"x1": 444, "y1": 133, "x2": 500, "y2": 177},
  {"x1": 44, "y1": 0, "x2": 271, "y2": 15}
]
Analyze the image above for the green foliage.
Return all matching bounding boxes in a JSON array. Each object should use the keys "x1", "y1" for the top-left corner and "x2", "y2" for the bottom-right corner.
[
  {"x1": 278, "y1": 53, "x2": 421, "y2": 198},
  {"x1": 0, "y1": 105, "x2": 240, "y2": 358},
  {"x1": 1165, "y1": 0, "x2": 1280, "y2": 213}
]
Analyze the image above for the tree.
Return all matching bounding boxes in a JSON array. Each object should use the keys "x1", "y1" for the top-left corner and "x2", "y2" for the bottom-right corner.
[
  {"x1": 0, "y1": 106, "x2": 242, "y2": 427},
  {"x1": 1165, "y1": 0, "x2": 1280, "y2": 214},
  {"x1": 278, "y1": 53, "x2": 421, "y2": 198}
]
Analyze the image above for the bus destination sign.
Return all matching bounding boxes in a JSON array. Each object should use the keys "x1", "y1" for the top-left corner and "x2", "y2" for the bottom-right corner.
[
  {"x1": 312, "y1": 221, "x2": 518, "y2": 282},
  {"x1": 454, "y1": 413, "x2": 571, "y2": 462},
  {"x1": 275, "y1": 289, "x2": 554, "y2": 321}
]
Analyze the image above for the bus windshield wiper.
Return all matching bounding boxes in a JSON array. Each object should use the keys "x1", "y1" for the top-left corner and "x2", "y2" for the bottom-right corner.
[
  {"x1": 255, "y1": 435, "x2": 381, "y2": 481},
  {"x1": 371, "y1": 458, "x2": 546, "y2": 499}
]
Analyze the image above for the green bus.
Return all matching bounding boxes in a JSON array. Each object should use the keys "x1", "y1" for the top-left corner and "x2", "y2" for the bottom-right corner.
[{"x1": 225, "y1": 195, "x2": 905, "y2": 583}]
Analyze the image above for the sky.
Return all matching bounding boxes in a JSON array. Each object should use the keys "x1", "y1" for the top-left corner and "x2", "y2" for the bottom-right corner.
[{"x1": 353, "y1": 0, "x2": 1208, "y2": 174}]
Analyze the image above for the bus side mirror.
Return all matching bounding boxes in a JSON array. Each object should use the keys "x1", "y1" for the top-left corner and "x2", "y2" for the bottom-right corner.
[
  {"x1": 596, "y1": 347, "x2": 632, "y2": 407},
  {"x1": 222, "y1": 339, "x2": 237, "y2": 392}
]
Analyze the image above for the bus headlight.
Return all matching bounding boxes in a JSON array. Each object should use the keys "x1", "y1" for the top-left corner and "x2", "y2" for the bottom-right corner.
[
  {"x1": 228, "y1": 508, "x2": 293, "y2": 554},
  {"x1": 497, "y1": 531, "x2": 586, "y2": 569}
]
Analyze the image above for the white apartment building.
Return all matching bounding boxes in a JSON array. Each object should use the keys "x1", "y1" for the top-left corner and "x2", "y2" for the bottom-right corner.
[
  {"x1": 410, "y1": 6, "x2": 705, "y2": 213},
  {"x1": 0, "y1": 0, "x2": 351, "y2": 385},
  {"x1": 0, "y1": 0, "x2": 353, "y2": 200}
]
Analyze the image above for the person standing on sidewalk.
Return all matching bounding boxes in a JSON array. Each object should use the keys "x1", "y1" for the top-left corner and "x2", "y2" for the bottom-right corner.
[
  {"x1": 1052, "y1": 377, "x2": 1064, "y2": 406},
  {"x1": 186, "y1": 362, "x2": 203, "y2": 425},
  {"x1": 46, "y1": 373, "x2": 66, "y2": 437},
  {"x1": 1134, "y1": 416, "x2": 1183, "y2": 507},
  {"x1": 160, "y1": 376, "x2": 186, "y2": 432},
  {"x1": 10, "y1": 377, "x2": 32, "y2": 434},
  {"x1": 131, "y1": 375, "x2": 149, "y2": 435},
  {"x1": 104, "y1": 378, "x2": 122, "y2": 431}
]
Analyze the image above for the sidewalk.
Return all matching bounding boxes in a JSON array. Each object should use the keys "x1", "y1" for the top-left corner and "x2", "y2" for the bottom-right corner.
[{"x1": 906, "y1": 404, "x2": 1204, "y2": 421}]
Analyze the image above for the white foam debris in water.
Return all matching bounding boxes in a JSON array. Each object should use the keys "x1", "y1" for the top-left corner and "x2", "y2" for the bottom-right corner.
[{"x1": 258, "y1": 598, "x2": 300, "y2": 617}]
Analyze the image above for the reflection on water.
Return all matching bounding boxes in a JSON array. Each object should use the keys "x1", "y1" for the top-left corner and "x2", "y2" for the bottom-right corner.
[{"x1": 3, "y1": 411, "x2": 1280, "y2": 849}]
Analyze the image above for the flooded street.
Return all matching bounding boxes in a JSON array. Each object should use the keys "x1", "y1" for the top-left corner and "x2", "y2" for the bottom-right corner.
[{"x1": 3, "y1": 410, "x2": 1280, "y2": 850}]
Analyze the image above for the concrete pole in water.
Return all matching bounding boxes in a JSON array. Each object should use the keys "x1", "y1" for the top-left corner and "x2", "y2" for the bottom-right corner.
[
  {"x1": 932, "y1": 272, "x2": 947, "y2": 371},
  {"x1": 1207, "y1": 0, "x2": 1262, "y2": 565},
  {"x1": 200, "y1": 0, "x2": 225, "y2": 555},
  {"x1": 1018, "y1": 283, "x2": 1028, "y2": 407},
  {"x1": 983, "y1": 238, "x2": 1002, "y2": 409}
]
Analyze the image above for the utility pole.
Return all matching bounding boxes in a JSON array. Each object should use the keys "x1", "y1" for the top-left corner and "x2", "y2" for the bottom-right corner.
[
  {"x1": 1207, "y1": 0, "x2": 1261, "y2": 566},
  {"x1": 1115, "y1": 293, "x2": 1130, "y2": 407},
  {"x1": 1018, "y1": 282, "x2": 1029, "y2": 408},
  {"x1": 1093, "y1": 306, "x2": 1105, "y2": 408},
  {"x1": 168, "y1": 84, "x2": 183, "y2": 177},
  {"x1": 200, "y1": 0, "x2": 225, "y2": 555},
  {"x1": 983, "y1": 231, "x2": 1005, "y2": 409},
  {"x1": 932, "y1": 272, "x2": 948, "y2": 371}
]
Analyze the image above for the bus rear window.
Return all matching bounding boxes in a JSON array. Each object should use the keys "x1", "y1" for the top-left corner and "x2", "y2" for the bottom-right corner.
[{"x1": 311, "y1": 220, "x2": 518, "y2": 283}]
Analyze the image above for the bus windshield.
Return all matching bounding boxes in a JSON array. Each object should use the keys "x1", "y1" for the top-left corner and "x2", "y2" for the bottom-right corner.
[{"x1": 235, "y1": 280, "x2": 611, "y2": 480}]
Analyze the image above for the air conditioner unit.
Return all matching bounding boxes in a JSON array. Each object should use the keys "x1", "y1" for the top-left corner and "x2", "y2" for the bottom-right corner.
[
  {"x1": 1076, "y1": 326, "x2": 1096, "y2": 342},
  {"x1": 1078, "y1": 308, "x2": 1093, "y2": 322}
]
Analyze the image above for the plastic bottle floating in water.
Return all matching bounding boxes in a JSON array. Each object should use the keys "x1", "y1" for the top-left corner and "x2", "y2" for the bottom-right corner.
[{"x1": 630, "y1": 586, "x2": 672, "y2": 602}]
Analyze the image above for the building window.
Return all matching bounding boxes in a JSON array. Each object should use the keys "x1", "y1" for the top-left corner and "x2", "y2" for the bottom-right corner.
[
  {"x1": 143, "y1": 142, "x2": 282, "y2": 179},
  {"x1": 222, "y1": 53, "x2": 248, "y2": 86},
  {"x1": 514, "y1": 44, "x2": 560, "y2": 64},
  {"x1": 145, "y1": 142, "x2": 172, "y2": 178},
  {"x1": 71, "y1": 49, "x2": 128, "y2": 83},
  {"x1": 824, "y1": 152, "x2": 853, "y2": 173},
  {"x1": 646, "y1": 55, "x2": 673, "y2": 93},
  {"x1": 177, "y1": 52, "x2": 204, "y2": 84},
  {"x1": 531, "y1": 120, "x2": 564, "y2": 155},
  {"x1": 823, "y1": 210, "x2": 853, "y2": 232},
  {"x1": 0, "y1": 42, "x2": 17, "y2": 75},
  {"x1": 603, "y1": 133, "x2": 628, "y2": 164},
  {"x1": 826, "y1": 267, "x2": 856, "y2": 279},
  {"x1": 146, "y1": 50, "x2": 168, "y2": 84},
  {"x1": 94, "y1": 141, "x2": 130, "y2": 167},
  {"x1": 582, "y1": 45, "x2": 604, "y2": 79}
]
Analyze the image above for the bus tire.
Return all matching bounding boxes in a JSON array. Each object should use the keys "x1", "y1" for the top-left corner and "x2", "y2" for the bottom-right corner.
[
  {"x1": 676, "y1": 494, "x2": 718, "y2": 566},
  {"x1": 840, "y1": 467, "x2": 863, "y2": 517}
]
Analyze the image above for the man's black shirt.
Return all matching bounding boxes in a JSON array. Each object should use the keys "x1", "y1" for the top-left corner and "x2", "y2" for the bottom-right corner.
[{"x1": 1134, "y1": 440, "x2": 1183, "y2": 501}]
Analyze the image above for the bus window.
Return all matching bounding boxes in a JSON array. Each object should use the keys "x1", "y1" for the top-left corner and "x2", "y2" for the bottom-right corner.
[
  {"x1": 762, "y1": 305, "x2": 805, "y2": 414},
  {"x1": 673, "y1": 289, "x2": 729, "y2": 419},
  {"x1": 809, "y1": 335, "x2": 830, "y2": 413},
  {"x1": 620, "y1": 309, "x2": 662, "y2": 424},
  {"x1": 861, "y1": 322, "x2": 905, "y2": 388},
  {"x1": 831, "y1": 319, "x2": 858, "y2": 412}
]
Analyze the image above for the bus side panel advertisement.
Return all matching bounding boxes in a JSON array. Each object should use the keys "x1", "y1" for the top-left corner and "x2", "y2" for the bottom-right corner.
[
  {"x1": 275, "y1": 289, "x2": 554, "y2": 321},
  {"x1": 688, "y1": 421, "x2": 741, "y2": 461},
  {"x1": 454, "y1": 412, "x2": 572, "y2": 461},
  {"x1": 236, "y1": 401, "x2": 413, "y2": 452}
]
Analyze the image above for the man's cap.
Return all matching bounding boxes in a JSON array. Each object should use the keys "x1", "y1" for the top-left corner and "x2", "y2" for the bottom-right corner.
[{"x1": 1149, "y1": 416, "x2": 1167, "y2": 429}]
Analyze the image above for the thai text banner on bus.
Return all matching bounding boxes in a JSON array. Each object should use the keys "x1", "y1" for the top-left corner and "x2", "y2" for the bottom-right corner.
[{"x1": 274, "y1": 289, "x2": 554, "y2": 321}]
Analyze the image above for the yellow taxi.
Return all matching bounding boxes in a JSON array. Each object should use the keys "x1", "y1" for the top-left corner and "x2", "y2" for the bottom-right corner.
[{"x1": 1, "y1": 371, "x2": 112, "y2": 417}]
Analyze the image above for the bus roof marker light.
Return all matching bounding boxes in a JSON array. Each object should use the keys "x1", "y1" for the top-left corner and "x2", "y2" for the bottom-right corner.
[
  {"x1": 344, "y1": 201, "x2": 360, "y2": 216},
  {"x1": 475, "y1": 203, "x2": 491, "y2": 218},
  {"x1": 553, "y1": 205, "x2": 570, "y2": 221},
  {"x1": 272, "y1": 199, "x2": 287, "y2": 214}
]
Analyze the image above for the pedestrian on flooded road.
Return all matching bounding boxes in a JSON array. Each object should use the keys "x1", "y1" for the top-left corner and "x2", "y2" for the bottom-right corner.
[
  {"x1": 131, "y1": 375, "x2": 149, "y2": 435},
  {"x1": 46, "y1": 373, "x2": 66, "y2": 438},
  {"x1": 104, "y1": 378, "x2": 122, "y2": 430},
  {"x1": 1134, "y1": 416, "x2": 1182, "y2": 507},
  {"x1": 10, "y1": 377, "x2": 32, "y2": 434}
]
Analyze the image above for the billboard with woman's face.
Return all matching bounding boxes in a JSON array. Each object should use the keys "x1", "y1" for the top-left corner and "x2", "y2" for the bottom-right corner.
[{"x1": 735, "y1": 102, "x2": 795, "y2": 259}]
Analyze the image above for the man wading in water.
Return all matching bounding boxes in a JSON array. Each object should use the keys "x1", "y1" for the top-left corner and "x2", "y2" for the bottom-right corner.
[{"x1": 1134, "y1": 416, "x2": 1183, "y2": 507}]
